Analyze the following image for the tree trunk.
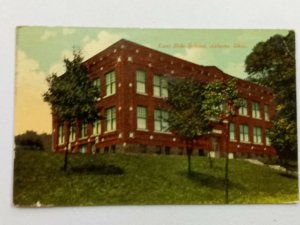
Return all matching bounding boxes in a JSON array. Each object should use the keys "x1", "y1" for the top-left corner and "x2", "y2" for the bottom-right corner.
[
  {"x1": 186, "y1": 140, "x2": 192, "y2": 175},
  {"x1": 63, "y1": 122, "x2": 70, "y2": 171},
  {"x1": 63, "y1": 146, "x2": 69, "y2": 171},
  {"x1": 224, "y1": 150, "x2": 229, "y2": 204},
  {"x1": 224, "y1": 121, "x2": 230, "y2": 204}
]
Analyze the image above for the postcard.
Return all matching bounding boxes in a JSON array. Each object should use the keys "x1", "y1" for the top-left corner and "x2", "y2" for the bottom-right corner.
[{"x1": 14, "y1": 27, "x2": 298, "y2": 207}]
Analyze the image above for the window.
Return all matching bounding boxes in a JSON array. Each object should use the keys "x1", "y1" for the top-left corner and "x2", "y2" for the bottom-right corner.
[
  {"x1": 136, "y1": 70, "x2": 146, "y2": 94},
  {"x1": 69, "y1": 123, "x2": 76, "y2": 142},
  {"x1": 252, "y1": 102, "x2": 261, "y2": 119},
  {"x1": 153, "y1": 75, "x2": 168, "y2": 98},
  {"x1": 264, "y1": 105, "x2": 269, "y2": 121},
  {"x1": 154, "y1": 109, "x2": 169, "y2": 132},
  {"x1": 229, "y1": 123, "x2": 236, "y2": 141},
  {"x1": 137, "y1": 106, "x2": 147, "y2": 130},
  {"x1": 265, "y1": 129, "x2": 271, "y2": 146},
  {"x1": 92, "y1": 119, "x2": 101, "y2": 135},
  {"x1": 239, "y1": 99, "x2": 248, "y2": 116},
  {"x1": 93, "y1": 77, "x2": 101, "y2": 99},
  {"x1": 80, "y1": 121, "x2": 88, "y2": 138},
  {"x1": 239, "y1": 124, "x2": 249, "y2": 142},
  {"x1": 105, "y1": 107, "x2": 116, "y2": 132},
  {"x1": 253, "y1": 126, "x2": 262, "y2": 144},
  {"x1": 58, "y1": 123, "x2": 64, "y2": 145},
  {"x1": 105, "y1": 71, "x2": 116, "y2": 96},
  {"x1": 79, "y1": 144, "x2": 87, "y2": 154}
]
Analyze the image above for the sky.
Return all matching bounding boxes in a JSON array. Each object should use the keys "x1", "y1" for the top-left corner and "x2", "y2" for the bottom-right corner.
[{"x1": 14, "y1": 27, "x2": 289, "y2": 135}]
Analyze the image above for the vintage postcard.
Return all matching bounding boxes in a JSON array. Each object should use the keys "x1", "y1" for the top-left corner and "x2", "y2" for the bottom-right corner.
[{"x1": 14, "y1": 27, "x2": 298, "y2": 207}]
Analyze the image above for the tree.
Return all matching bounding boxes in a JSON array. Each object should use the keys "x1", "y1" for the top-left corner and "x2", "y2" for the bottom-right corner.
[
  {"x1": 245, "y1": 31, "x2": 297, "y2": 167},
  {"x1": 202, "y1": 78, "x2": 243, "y2": 204},
  {"x1": 166, "y1": 77, "x2": 210, "y2": 174},
  {"x1": 43, "y1": 50, "x2": 100, "y2": 171},
  {"x1": 15, "y1": 130, "x2": 43, "y2": 150},
  {"x1": 15, "y1": 131, "x2": 52, "y2": 151}
]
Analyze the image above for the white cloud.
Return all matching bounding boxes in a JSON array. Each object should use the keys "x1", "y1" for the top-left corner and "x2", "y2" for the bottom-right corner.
[
  {"x1": 174, "y1": 47, "x2": 248, "y2": 79},
  {"x1": 15, "y1": 50, "x2": 52, "y2": 135},
  {"x1": 223, "y1": 62, "x2": 247, "y2": 79},
  {"x1": 48, "y1": 49, "x2": 73, "y2": 75},
  {"x1": 40, "y1": 30, "x2": 57, "y2": 40},
  {"x1": 174, "y1": 47, "x2": 216, "y2": 66},
  {"x1": 82, "y1": 31, "x2": 122, "y2": 59},
  {"x1": 48, "y1": 31, "x2": 123, "y2": 75}
]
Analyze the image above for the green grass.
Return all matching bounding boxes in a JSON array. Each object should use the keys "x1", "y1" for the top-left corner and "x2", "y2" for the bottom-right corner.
[{"x1": 13, "y1": 150, "x2": 298, "y2": 206}]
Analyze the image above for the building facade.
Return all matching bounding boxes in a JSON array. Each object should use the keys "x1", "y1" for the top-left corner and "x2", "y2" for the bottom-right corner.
[{"x1": 52, "y1": 39, "x2": 277, "y2": 158}]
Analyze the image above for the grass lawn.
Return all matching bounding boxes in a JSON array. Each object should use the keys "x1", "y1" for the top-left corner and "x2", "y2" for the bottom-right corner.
[{"x1": 13, "y1": 150, "x2": 298, "y2": 207}]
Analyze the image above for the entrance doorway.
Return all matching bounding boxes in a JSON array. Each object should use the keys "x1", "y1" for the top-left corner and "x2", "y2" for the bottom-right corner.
[{"x1": 211, "y1": 137, "x2": 220, "y2": 158}]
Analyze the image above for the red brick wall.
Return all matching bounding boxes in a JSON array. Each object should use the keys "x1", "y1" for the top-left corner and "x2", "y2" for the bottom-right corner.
[{"x1": 53, "y1": 39, "x2": 277, "y2": 158}]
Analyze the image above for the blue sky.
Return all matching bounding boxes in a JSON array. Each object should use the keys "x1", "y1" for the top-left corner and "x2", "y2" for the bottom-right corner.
[{"x1": 15, "y1": 27, "x2": 289, "y2": 134}]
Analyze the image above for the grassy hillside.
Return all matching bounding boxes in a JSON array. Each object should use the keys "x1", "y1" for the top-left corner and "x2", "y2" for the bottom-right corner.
[{"x1": 13, "y1": 150, "x2": 298, "y2": 206}]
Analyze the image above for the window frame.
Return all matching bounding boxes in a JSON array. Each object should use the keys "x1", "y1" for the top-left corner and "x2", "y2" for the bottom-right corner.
[
  {"x1": 154, "y1": 109, "x2": 169, "y2": 133},
  {"x1": 105, "y1": 71, "x2": 116, "y2": 97},
  {"x1": 239, "y1": 124, "x2": 249, "y2": 143},
  {"x1": 69, "y1": 122, "x2": 76, "y2": 142},
  {"x1": 264, "y1": 105, "x2": 269, "y2": 121},
  {"x1": 153, "y1": 75, "x2": 168, "y2": 98},
  {"x1": 229, "y1": 123, "x2": 236, "y2": 141},
  {"x1": 58, "y1": 123, "x2": 64, "y2": 145},
  {"x1": 105, "y1": 107, "x2": 116, "y2": 132},
  {"x1": 252, "y1": 101, "x2": 261, "y2": 119},
  {"x1": 92, "y1": 119, "x2": 101, "y2": 135},
  {"x1": 136, "y1": 70, "x2": 146, "y2": 94},
  {"x1": 265, "y1": 129, "x2": 271, "y2": 146},
  {"x1": 80, "y1": 121, "x2": 88, "y2": 138},
  {"x1": 253, "y1": 126, "x2": 262, "y2": 144},
  {"x1": 93, "y1": 77, "x2": 101, "y2": 100},
  {"x1": 239, "y1": 99, "x2": 248, "y2": 116},
  {"x1": 137, "y1": 106, "x2": 147, "y2": 130}
]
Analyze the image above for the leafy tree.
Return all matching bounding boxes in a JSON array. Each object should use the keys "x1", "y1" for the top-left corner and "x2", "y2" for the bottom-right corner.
[
  {"x1": 203, "y1": 78, "x2": 243, "y2": 204},
  {"x1": 15, "y1": 131, "x2": 52, "y2": 151},
  {"x1": 269, "y1": 118, "x2": 297, "y2": 170},
  {"x1": 39, "y1": 133, "x2": 52, "y2": 151},
  {"x1": 15, "y1": 130, "x2": 43, "y2": 150},
  {"x1": 43, "y1": 50, "x2": 100, "y2": 171},
  {"x1": 245, "y1": 31, "x2": 297, "y2": 167},
  {"x1": 166, "y1": 77, "x2": 210, "y2": 174}
]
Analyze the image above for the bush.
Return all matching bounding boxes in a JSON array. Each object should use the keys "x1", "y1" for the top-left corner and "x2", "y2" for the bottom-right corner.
[{"x1": 15, "y1": 130, "x2": 52, "y2": 151}]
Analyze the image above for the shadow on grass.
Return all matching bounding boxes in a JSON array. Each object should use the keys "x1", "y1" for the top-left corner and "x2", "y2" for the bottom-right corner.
[
  {"x1": 279, "y1": 172, "x2": 298, "y2": 179},
  {"x1": 180, "y1": 171, "x2": 245, "y2": 190},
  {"x1": 70, "y1": 164, "x2": 124, "y2": 175}
]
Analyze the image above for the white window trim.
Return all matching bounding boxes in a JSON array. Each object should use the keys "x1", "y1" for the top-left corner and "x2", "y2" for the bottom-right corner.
[
  {"x1": 253, "y1": 127, "x2": 262, "y2": 144},
  {"x1": 136, "y1": 70, "x2": 147, "y2": 94},
  {"x1": 153, "y1": 75, "x2": 168, "y2": 98},
  {"x1": 105, "y1": 107, "x2": 116, "y2": 132},
  {"x1": 105, "y1": 71, "x2": 116, "y2": 97}
]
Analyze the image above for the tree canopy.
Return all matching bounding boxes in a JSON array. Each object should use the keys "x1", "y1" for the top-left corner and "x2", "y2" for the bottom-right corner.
[
  {"x1": 43, "y1": 50, "x2": 100, "y2": 123},
  {"x1": 166, "y1": 77, "x2": 209, "y2": 140},
  {"x1": 43, "y1": 50, "x2": 100, "y2": 170},
  {"x1": 245, "y1": 31, "x2": 297, "y2": 166},
  {"x1": 202, "y1": 78, "x2": 243, "y2": 121}
]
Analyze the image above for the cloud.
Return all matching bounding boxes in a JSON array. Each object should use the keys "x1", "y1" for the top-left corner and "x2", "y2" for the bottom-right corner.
[
  {"x1": 15, "y1": 50, "x2": 52, "y2": 135},
  {"x1": 174, "y1": 47, "x2": 217, "y2": 66},
  {"x1": 47, "y1": 31, "x2": 123, "y2": 75},
  {"x1": 174, "y1": 46, "x2": 248, "y2": 79},
  {"x1": 40, "y1": 30, "x2": 57, "y2": 40},
  {"x1": 48, "y1": 49, "x2": 73, "y2": 75},
  {"x1": 82, "y1": 31, "x2": 122, "y2": 59},
  {"x1": 222, "y1": 62, "x2": 247, "y2": 79}
]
